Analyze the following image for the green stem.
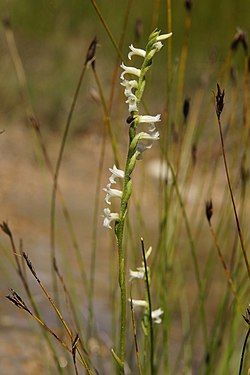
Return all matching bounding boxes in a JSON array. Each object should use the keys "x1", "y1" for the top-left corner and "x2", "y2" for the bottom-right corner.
[{"x1": 114, "y1": 122, "x2": 138, "y2": 374}]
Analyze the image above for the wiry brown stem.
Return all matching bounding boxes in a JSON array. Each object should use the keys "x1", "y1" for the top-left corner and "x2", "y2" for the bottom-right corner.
[{"x1": 215, "y1": 84, "x2": 250, "y2": 280}]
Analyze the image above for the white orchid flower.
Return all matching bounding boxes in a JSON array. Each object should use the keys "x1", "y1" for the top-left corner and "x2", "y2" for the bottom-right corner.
[
  {"x1": 129, "y1": 299, "x2": 164, "y2": 324},
  {"x1": 157, "y1": 32, "x2": 172, "y2": 41},
  {"x1": 120, "y1": 63, "x2": 141, "y2": 80},
  {"x1": 138, "y1": 131, "x2": 160, "y2": 141},
  {"x1": 137, "y1": 114, "x2": 161, "y2": 123},
  {"x1": 151, "y1": 308, "x2": 164, "y2": 324},
  {"x1": 103, "y1": 208, "x2": 119, "y2": 229},
  {"x1": 103, "y1": 183, "x2": 122, "y2": 205},
  {"x1": 109, "y1": 165, "x2": 125, "y2": 184},
  {"x1": 125, "y1": 93, "x2": 138, "y2": 113},
  {"x1": 120, "y1": 79, "x2": 138, "y2": 97},
  {"x1": 129, "y1": 298, "x2": 148, "y2": 308},
  {"x1": 128, "y1": 44, "x2": 146, "y2": 60}
]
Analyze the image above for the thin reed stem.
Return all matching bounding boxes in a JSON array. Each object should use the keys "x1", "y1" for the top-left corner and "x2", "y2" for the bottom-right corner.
[
  {"x1": 92, "y1": 66, "x2": 120, "y2": 166},
  {"x1": 238, "y1": 327, "x2": 250, "y2": 375},
  {"x1": 3, "y1": 21, "x2": 89, "y2": 294},
  {"x1": 215, "y1": 87, "x2": 250, "y2": 280},
  {"x1": 206, "y1": 203, "x2": 238, "y2": 299},
  {"x1": 90, "y1": 0, "x2": 123, "y2": 60},
  {"x1": 23, "y1": 252, "x2": 94, "y2": 374},
  {"x1": 0, "y1": 223, "x2": 63, "y2": 373},
  {"x1": 175, "y1": 5, "x2": 191, "y2": 121},
  {"x1": 88, "y1": 65, "x2": 109, "y2": 339},
  {"x1": 50, "y1": 61, "x2": 87, "y2": 302},
  {"x1": 141, "y1": 238, "x2": 154, "y2": 375},
  {"x1": 130, "y1": 288, "x2": 143, "y2": 375},
  {"x1": 166, "y1": 161, "x2": 208, "y2": 349}
]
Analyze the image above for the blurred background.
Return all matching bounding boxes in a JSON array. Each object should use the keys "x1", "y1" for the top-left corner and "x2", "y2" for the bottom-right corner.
[
  {"x1": 0, "y1": 0, "x2": 249, "y2": 132},
  {"x1": 0, "y1": 1, "x2": 249, "y2": 374}
]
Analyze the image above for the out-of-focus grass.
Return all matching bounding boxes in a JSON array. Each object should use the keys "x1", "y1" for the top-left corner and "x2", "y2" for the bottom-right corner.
[{"x1": 0, "y1": 0, "x2": 249, "y2": 131}]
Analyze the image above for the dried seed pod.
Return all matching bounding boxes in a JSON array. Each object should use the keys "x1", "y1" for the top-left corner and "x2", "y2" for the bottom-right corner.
[
  {"x1": 205, "y1": 200, "x2": 213, "y2": 223},
  {"x1": 215, "y1": 83, "x2": 225, "y2": 119}
]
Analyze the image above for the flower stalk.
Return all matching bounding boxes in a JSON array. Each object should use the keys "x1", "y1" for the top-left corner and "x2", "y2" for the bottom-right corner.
[{"x1": 102, "y1": 29, "x2": 172, "y2": 373}]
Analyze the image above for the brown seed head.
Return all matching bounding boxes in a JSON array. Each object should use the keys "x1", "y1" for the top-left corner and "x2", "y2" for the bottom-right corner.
[
  {"x1": 0, "y1": 221, "x2": 12, "y2": 237},
  {"x1": 85, "y1": 37, "x2": 97, "y2": 66},
  {"x1": 205, "y1": 200, "x2": 213, "y2": 223},
  {"x1": 23, "y1": 252, "x2": 39, "y2": 282},
  {"x1": 6, "y1": 289, "x2": 30, "y2": 313},
  {"x1": 215, "y1": 83, "x2": 225, "y2": 119}
]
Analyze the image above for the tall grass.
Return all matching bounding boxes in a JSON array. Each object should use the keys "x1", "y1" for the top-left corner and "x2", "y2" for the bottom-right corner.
[{"x1": 1, "y1": 1, "x2": 250, "y2": 374}]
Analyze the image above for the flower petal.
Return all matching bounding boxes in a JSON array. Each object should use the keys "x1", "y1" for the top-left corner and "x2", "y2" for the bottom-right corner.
[
  {"x1": 120, "y1": 79, "x2": 138, "y2": 97},
  {"x1": 128, "y1": 44, "x2": 146, "y2": 60},
  {"x1": 157, "y1": 32, "x2": 172, "y2": 41},
  {"x1": 103, "y1": 183, "x2": 122, "y2": 205},
  {"x1": 125, "y1": 94, "x2": 138, "y2": 113},
  {"x1": 138, "y1": 131, "x2": 160, "y2": 141},
  {"x1": 109, "y1": 165, "x2": 125, "y2": 184},
  {"x1": 128, "y1": 298, "x2": 148, "y2": 308},
  {"x1": 103, "y1": 208, "x2": 119, "y2": 229},
  {"x1": 137, "y1": 114, "x2": 161, "y2": 123},
  {"x1": 129, "y1": 269, "x2": 145, "y2": 282},
  {"x1": 120, "y1": 63, "x2": 141, "y2": 80},
  {"x1": 151, "y1": 308, "x2": 164, "y2": 324}
]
